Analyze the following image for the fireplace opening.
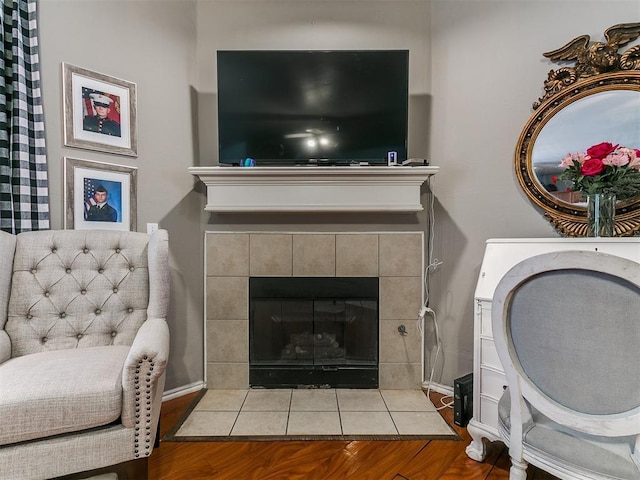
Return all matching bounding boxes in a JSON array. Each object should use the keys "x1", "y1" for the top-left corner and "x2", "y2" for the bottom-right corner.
[{"x1": 249, "y1": 277, "x2": 379, "y2": 388}]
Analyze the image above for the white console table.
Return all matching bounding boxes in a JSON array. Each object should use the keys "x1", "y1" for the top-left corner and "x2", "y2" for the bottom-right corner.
[
  {"x1": 465, "y1": 237, "x2": 640, "y2": 462},
  {"x1": 188, "y1": 165, "x2": 438, "y2": 213}
]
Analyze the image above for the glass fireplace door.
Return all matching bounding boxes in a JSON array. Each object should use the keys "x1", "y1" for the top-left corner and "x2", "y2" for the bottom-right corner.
[
  {"x1": 251, "y1": 299, "x2": 315, "y2": 367},
  {"x1": 249, "y1": 277, "x2": 379, "y2": 388}
]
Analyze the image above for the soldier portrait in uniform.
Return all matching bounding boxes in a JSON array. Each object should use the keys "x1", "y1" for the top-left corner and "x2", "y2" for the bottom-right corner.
[
  {"x1": 63, "y1": 64, "x2": 137, "y2": 156},
  {"x1": 83, "y1": 177, "x2": 122, "y2": 223},
  {"x1": 82, "y1": 89, "x2": 122, "y2": 137},
  {"x1": 65, "y1": 157, "x2": 137, "y2": 231}
]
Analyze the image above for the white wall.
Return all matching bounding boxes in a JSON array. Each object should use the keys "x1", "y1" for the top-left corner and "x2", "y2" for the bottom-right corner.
[{"x1": 35, "y1": 0, "x2": 640, "y2": 392}]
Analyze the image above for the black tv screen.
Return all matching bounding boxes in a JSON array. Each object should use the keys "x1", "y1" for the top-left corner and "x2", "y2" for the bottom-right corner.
[{"x1": 217, "y1": 50, "x2": 409, "y2": 166}]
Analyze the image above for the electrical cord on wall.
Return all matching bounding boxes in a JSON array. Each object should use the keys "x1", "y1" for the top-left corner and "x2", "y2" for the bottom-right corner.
[
  {"x1": 420, "y1": 306, "x2": 453, "y2": 410},
  {"x1": 419, "y1": 177, "x2": 452, "y2": 410},
  {"x1": 423, "y1": 177, "x2": 443, "y2": 308}
]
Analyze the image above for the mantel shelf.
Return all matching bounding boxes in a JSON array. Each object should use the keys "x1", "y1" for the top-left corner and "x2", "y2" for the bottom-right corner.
[{"x1": 188, "y1": 165, "x2": 439, "y2": 213}]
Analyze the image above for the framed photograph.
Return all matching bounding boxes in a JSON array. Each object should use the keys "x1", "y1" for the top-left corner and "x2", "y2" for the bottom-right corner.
[
  {"x1": 64, "y1": 157, "x2": 137, "y2": 231},
  {"x1": 62, "y1": 63, "x2": 137, "y2": 157}
]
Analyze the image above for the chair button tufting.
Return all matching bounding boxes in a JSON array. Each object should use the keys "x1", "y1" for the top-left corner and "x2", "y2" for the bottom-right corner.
[
  {"x1": 81, "y1": 289, "x2": 86, "y2": 295},
  {"x1": 95, "y1": 309, "x2": 101, "y2": 314},
  {"x1": 77, "y1": 334, "x2": 83, "y2": 339},
  {"x1": 116, "y1": 248, "x2": 121, "y2": 253},
  {"x1": 60, "y1": 312, "x2": 66, "y2": 318},
  {"x1": 113, "y1": 287, "x2": 118, "y2": 293},
  {"x1": 42, "y1": 337, "x2": 47, "y2": 343},
  {"x1": 44, "y1": 291, "x2": 50, "y2": 297},
  {"x1": 128, "y1": 307, "x2": 134, "y2": 313},
  {"x1": 129, "y1": 266, "x2": 135, "y2": 272},
  {"x1": 26, "y1": 314, "x2": 32, "y2": 319},
  {"x1": 83, "y1": 248, "x2": 89, "y2": 254},
  {"x1": 99, "y1": 268, "x2": 104, "y2": 274},
  {"x1": 111, "y1": 331, "x2": 117, "y2": 337},
  {"x1": 51, "y1": 248, "x2": 57, "y2": 253},
  {"x1": 66, "y1": 268, "x2": 71, "y2": 274},
  {"x1": 31, "y1": 269, "x2": 36, "y2": 274}
]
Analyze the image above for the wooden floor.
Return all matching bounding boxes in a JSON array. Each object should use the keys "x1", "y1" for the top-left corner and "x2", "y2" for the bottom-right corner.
[{"x1": 149, "y1": 390, "x2": 558, "y2": 480}]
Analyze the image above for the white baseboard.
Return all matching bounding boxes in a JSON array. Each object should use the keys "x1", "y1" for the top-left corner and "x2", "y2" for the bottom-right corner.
[
  {"x1": 422, "y1": 380, "x2": 453, "y2": 397},
  {"x1": 162, "y1": 381, "x2": 205, "y2": 402}
]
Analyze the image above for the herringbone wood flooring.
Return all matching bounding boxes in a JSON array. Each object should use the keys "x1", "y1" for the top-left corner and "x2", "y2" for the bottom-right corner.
[{"x1": 149, "y1": 391, "x2": 558, "y2": 479}]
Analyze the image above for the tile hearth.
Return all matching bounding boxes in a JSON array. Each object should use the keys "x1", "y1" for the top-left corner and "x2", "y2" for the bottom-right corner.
[{"x1": 175, "y1": 389, "x2": 455, "y2": 438}]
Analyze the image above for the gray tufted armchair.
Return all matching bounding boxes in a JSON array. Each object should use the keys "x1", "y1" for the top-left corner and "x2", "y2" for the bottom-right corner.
[{"x1": 0, "y1": 229, "x2": 170, "y2": 480}]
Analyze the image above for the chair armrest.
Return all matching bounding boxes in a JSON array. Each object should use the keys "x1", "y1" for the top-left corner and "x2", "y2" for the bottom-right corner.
[
  {"x1": 0, "y1": 330, "x2": 10, "y2": 364},
  {"x1": 121, "y1": 317, "x2": 170, "y2": 428}
]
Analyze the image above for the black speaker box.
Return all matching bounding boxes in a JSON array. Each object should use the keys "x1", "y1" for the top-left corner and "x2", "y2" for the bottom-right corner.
[{"x1": 453, "y1": 372, "x2": 473, "y2": 427}]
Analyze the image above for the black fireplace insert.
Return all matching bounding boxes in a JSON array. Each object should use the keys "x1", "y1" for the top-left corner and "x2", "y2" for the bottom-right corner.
[{"x1": 249, "y1": 277, "x2": 379, "y2": 388}]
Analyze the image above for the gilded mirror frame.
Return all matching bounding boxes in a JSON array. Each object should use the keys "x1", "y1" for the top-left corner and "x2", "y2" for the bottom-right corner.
[{"x1": 515, "y1": 23, "x2": 640, "y2": 236}]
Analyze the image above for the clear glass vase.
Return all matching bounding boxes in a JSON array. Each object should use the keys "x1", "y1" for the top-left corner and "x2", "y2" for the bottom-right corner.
[{"x1": 586, "y1": 192, "x2": 616, "y2": 237}]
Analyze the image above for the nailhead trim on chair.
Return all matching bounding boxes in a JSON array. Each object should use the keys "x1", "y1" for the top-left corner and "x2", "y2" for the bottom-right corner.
[
  {"x1": 133, "y1": 355, "x2": 156, "y2": 458},
  {"x1": 0, "y1": 230, "x2": 168, "y2": 479}
]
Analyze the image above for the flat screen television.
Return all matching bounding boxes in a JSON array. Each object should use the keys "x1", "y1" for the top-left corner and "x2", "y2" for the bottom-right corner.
[{"x1": 217, "y1": 50, "x2": 409, "y2": 166}]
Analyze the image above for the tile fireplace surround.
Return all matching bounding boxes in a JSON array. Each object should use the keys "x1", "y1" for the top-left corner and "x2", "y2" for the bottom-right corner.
[{"x1": 205, "y1": 231, "x2": 424, "y2": 390}]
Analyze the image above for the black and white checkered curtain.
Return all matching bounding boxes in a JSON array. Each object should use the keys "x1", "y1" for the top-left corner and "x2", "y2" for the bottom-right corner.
[{"x1": 0, "y1": 0, "x2": 49, "y2": 233}]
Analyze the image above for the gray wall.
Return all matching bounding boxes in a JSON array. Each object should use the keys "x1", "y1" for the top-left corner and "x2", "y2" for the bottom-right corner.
[
  {"x1": 38, "y1": 0, "x2": 203, "y2": 392},
  {"x1": 36, "y1": 0, "x2": 640, "y2": 392},
  {"x1": 428, "y1": 0, "x2": 639, "y2": 384}
]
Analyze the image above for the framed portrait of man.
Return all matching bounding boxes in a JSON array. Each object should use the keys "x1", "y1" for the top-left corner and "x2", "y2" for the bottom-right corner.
[
  {"x1": 64, "y1": 157, "x2": 137, "y2": 231},
  {"x1": 62, "y1": 63, "x2": 137, "y2": 157}
]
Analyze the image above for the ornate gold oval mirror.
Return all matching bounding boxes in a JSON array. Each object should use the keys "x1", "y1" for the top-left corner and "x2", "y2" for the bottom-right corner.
[{"x1": 515, "y1": 22, "x2": 640, "y2": 236}]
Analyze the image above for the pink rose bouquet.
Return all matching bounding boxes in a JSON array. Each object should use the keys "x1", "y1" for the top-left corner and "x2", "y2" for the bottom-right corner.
[{"x1": 556, "y1": 142, "x2": 640, "y2": 200}]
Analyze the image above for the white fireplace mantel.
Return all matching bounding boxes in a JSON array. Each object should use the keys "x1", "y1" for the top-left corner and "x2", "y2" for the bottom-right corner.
[{"x1": 188, "y1": 165, "x2": 438, "y2": 213}]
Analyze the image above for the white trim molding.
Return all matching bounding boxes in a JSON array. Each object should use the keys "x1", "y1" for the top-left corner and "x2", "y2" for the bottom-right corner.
[
  {"x1": 162, "y1": 381, "x2": 206, "y2": 402},
  {"x1": 189, "y1": 165, "x2": 438, "y2": 213},
  {"x1": 423, "y1": 381, "x2": 454, "y2": 397}
]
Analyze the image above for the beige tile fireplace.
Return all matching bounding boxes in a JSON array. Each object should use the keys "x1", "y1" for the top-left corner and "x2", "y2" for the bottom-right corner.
[{"x1": 205, "y1": 231, "x2": 424, "y2": 390}]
